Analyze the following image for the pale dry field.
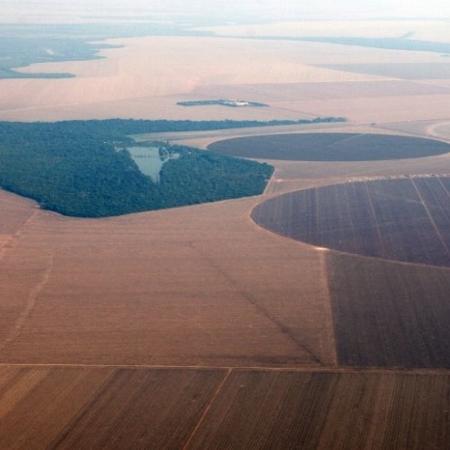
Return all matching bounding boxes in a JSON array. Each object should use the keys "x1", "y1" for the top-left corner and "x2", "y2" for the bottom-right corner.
[
  {"x1": 428, "y1": 121, "x2": 450, "y2": 139},
  {"x1": 206, "y1": 19, "x2": 450, "y2": 43},
  {"x1": 0, "y1": 37, "x2": 386, "y2": 122},
  {"x1": 1, "y1": 34, "x2": 449, "y2": 123}
]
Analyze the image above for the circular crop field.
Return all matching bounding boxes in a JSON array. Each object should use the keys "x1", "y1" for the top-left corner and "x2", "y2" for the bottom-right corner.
[
  {"x1": 208, "y1": 133, "x2": 450, "y2": 161},
  {"x1": 252, "y1": 176, "x2": 450, "y2": 267}
]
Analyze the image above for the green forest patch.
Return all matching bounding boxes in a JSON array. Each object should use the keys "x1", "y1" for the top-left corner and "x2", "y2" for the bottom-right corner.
[{"x1": 0, "y1": 119, "x2": 281, "y2": 217}]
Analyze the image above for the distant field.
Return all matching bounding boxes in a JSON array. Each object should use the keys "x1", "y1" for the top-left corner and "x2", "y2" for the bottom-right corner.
[
  {"x1": 318, "y1": 62, "x2": 450, "y2": 80},
  {"x1": 209, "y1": 133, "x2": 450, "y2": 161},
  {"x1": 252, "y1": 176, "x2": 450, "y2": 267},
  {"x1": 0, "y1": 23, "x2": 211, "y2": 79}
]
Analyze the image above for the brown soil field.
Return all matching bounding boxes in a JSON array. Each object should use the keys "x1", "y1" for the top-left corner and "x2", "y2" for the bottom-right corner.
[
  {"x1": 0, "y1": 194, "x2": 336, "y2": 367},
  {"x1": 0, "y1": 366, "x2": 448, "y2": 449},
  {"x1": 0, "y1": 10, "x2": 450, "y2": 442},
  {"x1": 0, "y1": 190, "x2": 36, "y2": 235},
  {"x1": 2, "y1": 24, "x2": 450, "y2": 441},
  {"x1": 0, "y1": 366, "x2": 226, "y2": 449},
  {"x1": 208, "y1": 133, "x2": 450, "y2": 161},
  {"x1": 252, "y1": 176, "x2": 450, "y2": 267},
  {"x1": 187, "y1": 369, "x2": 450, "y2": 449},
  {"x1": 1, "y1": 139, "x2": 450, "y2": 445}
]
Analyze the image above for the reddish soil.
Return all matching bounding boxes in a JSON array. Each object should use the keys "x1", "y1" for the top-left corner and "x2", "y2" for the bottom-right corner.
[{"x1": 1, "y1": 366, "x2": 448, "y2": 449}]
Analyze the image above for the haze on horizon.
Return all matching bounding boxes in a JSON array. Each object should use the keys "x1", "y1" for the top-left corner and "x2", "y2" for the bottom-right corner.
[{"x1": 2, "y1": 0, "x2": 450, "y2": 23}]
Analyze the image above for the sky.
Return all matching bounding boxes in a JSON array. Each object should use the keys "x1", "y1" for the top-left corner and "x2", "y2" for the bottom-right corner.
[{"x1": 2, "y1": 0, "x2": 450, "y2": 22}]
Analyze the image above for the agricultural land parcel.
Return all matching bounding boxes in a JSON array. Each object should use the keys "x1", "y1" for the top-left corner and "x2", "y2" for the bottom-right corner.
[{"x1": 1, "y1": 18, "x2": 450, "y2": 449}]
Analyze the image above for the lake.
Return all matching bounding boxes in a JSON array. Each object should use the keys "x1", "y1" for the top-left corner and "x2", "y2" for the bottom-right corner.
[{"x1": 127, "y1": 146, "x2": 178, "y2": 183}]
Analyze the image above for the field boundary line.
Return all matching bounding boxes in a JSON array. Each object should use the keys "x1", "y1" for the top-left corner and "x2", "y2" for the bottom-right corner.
[
  {"x1": 250, "y1": 180, "x2": 450, "y2": 273},
  {"x1": 0, "y1": 209, "x2": 38, "y2": 263},
  {"x1": 364, "y1": 182, "x2": 388, "y2": 256},
  {"x1": 182, "y1": 368, "x2": 232, "y2": 450},
  {"x1": 437, "y1": 177, "x2": 450, "y2": 198},
  {"x1": 319, "y1": 252, "x2": 339, "y2": 367},
  {"x1": 373, "y1": 121, "x2": 450, "y2": 143},
  {"x1": 0, "y1": 252, "x2": 54, "y2": 354},
  {"x1": 0, "y1": 363, "x2": 449, "y2": 375},
  {"x1": 46, "y1": 368, "x2": 117, "y2": 449},
  {"x1": 263, "y1": 167, "x2": 278, "y2": 195},
  {"x1": 326, "y1": 132, "x2": 362, "y2": 147},
  {"x1": 189, "y1": 242, "x2": 323, "y2": 365}
]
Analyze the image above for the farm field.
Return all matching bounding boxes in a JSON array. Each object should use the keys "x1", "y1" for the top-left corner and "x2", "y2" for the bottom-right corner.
[
  {"x1": 429, "y1": 121, "x2": 450, "y2": 139},
  {"x1": 0, "y1": 190, "x2": 36, "y2": 235},
  {"x1": 252, "y1": 176, "x2": 450, "y2": 267},
  {"x1": 1, "y1": 14, "x2": 450, "y2": 446},
  {"x1": 1, "y1": 127, "x2": 450, "y2": 446},
  {"x1": 192, "y1": 79, "x2": 450, "y2": 102},
  {"x1": 0, "y1": 36, "x2": 384, "y2": 122},
  {"x1": 0, "y1": 366, "x2": 448, "y2": 450},
  {"x1": 207, "y1": 19, "x2": 450, "y2": 43},
  {"x1": 1, "y1": 32, "x2": 450, "y2": 124},
  {"x1": 0, "y1": 366, "x2": 226, "y2": 449},
  {"x1": 209, "y1": 132, "x2": 450, "y2": 161},
  {"x1": 318, "y1": 62, "x2": 450, "y2": 80},
  {"x1": 0, "y1": 124, "x2": 450, "y2": 450},
  {"x1": 328, "y1": 253, "x2": 450, "y2": 368},
  {"x1": 187, "y1": 369, "x2": 450, "y2": 449},
  {"x1": 0, "y1": 189, "x2": 336, "y2": 367},
  {"x1": 1, "y1": 124, "x2": 450, "y2": 446}
]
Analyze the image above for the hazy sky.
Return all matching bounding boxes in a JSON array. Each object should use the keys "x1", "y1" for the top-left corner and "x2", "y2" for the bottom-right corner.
[{"x1": 2, "y1": 0, "x2": 450, "y2": 21}]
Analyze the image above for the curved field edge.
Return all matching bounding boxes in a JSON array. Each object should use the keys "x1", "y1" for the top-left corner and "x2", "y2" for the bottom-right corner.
[
  {"x1": 208, "y1": 132, "x2": 450, "y2": 161},
  {"x1": 251, "y1": 175, "x2": 450, "y2": 268}
]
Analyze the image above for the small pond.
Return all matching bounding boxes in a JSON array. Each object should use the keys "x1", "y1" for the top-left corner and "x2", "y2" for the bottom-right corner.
[{"x1": 126, "y1": 146, "x2": 179, "y2": 183}]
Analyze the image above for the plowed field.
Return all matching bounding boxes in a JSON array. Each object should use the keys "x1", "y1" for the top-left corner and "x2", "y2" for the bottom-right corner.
[{"x1": 1, "y1": 366, "x2": 448, "y2": 450}]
